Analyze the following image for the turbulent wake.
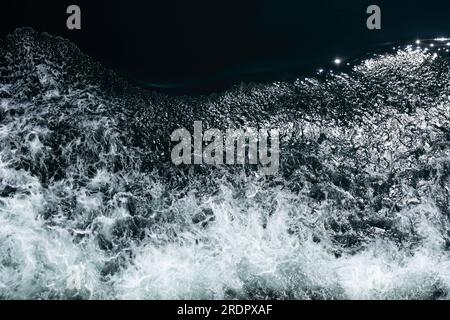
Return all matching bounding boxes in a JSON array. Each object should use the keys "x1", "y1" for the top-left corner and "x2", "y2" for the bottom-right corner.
[{"x1": 0, "y1": 28, "x2": 449, "y2": 299}]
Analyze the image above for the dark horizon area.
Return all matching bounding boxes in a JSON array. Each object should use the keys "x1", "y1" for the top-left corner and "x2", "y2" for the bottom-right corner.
[{"x1": 2, "y1": 0, "x2": 450, "y2": 92}]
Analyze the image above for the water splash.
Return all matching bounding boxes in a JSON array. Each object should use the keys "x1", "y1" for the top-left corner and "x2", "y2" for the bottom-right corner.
[{"x1": 0, "y1": 28, "x2": 449, "y2": 299}]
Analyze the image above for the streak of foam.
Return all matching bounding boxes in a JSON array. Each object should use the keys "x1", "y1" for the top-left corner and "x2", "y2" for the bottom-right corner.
[{"x1": 0, "y1": 161, "x2": 107, "y2": 299}]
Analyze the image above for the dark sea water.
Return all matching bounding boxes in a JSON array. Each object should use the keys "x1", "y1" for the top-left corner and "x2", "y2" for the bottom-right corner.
[{"x1": 0, "y1": 28, "x2": 450, "y2": 299}]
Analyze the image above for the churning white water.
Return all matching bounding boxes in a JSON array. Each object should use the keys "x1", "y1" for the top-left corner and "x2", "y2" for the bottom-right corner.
[{"x1": 0, "y1": 29, "x2": 449, "y2": 299}]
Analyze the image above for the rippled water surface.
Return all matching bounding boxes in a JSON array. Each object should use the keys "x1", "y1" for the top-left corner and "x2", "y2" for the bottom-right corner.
[{"x1": 0, "y1": 29, "x2": 449, "y2": 299}]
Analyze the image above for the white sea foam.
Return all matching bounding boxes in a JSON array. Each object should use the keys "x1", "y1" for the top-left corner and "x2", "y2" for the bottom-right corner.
[{"x1": 1, "y1": 29, "x2": 450, "y2": 299}]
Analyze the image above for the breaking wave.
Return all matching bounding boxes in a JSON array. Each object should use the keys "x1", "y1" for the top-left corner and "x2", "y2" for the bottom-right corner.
[{"x1": 0, "y1": 28, "x2": 449, "y2": 299}]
